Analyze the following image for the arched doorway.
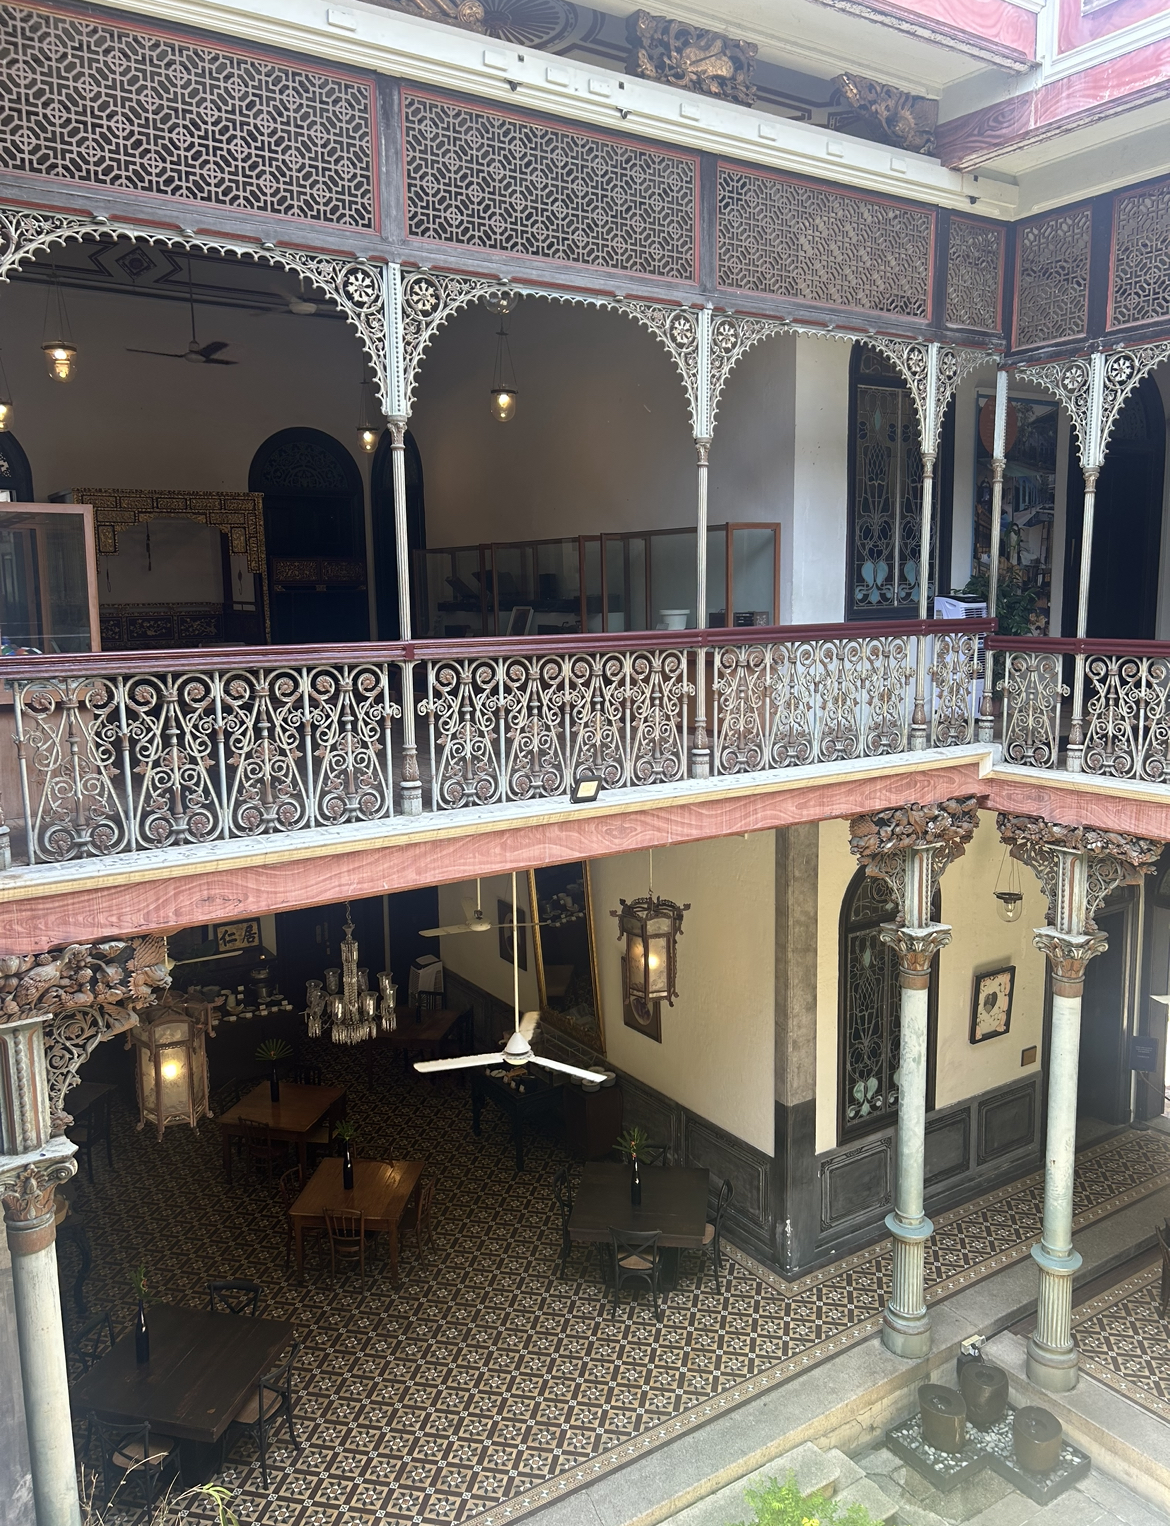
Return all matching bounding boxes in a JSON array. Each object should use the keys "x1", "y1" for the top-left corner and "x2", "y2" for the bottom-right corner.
[
  {"x1": 0, "y1": 432, "x2": 34, "y2": 500},
  {"x1": 249, "y1": 428, "x2": 367, "y2": 645},
  {"x1": 1062, "y1": 375, "x2": 1166, "y2": 640},
  {"x1": 371, "y1": 429, "x2": 425, "y2": 641}
]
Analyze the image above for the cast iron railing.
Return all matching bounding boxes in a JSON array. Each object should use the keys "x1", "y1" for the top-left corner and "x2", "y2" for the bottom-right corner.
[{"x1": 0, "y1": 618, "x2": 990, "y2": 867}]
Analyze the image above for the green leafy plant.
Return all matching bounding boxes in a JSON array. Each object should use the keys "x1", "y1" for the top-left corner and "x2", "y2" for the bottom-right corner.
[
  {"x1": 334, "y1": 1119, "x2": 356, "y2": 1143},
  {"x1": 131, "y1": 1262, "x2": 153, "y2": 1304},
  {"x1": 731, "y1": 1473, "x2": 879, "y2": 1526},
  {"x1": 960, "y1": 566, "x2": 1039, "y2": 638},
  {"x1": 616, "y1": 1125, "x2": 648, "y2": 1162},
  {"x1": 81, "y1": 1469, "x2": 240, "y2": 1526},
  {"x1": 255, "y1": 1038, "x2": 293, "y2": 1063}
]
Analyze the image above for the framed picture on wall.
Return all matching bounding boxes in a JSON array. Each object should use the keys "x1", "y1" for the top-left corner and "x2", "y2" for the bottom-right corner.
[{"x1": 970, "y1": 966, "x2": 1014, "y2": 1043}]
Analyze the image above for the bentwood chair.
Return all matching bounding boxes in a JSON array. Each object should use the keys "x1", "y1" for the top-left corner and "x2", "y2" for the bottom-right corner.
[
  {"x1": 609, "y1": 1228, "x2": 664, "y2": 1321},
  {"x1": 278, "y1": 1166, "x2": 306, "y2": 1268},
  {"x1": 324, "y1": 1207, "x2": 367, "y2": 1285},
  {"x1": 89, "y1": 1415, "x2": 179, "y2": 1521},
  {"x1": 208, "y1": 1279, "x2": 263, "y2": 1317},
  {"x1": 236, "y1": 1118, "x2": 286, "y2": 1180},
  {"x1": 227, "y1": 1342, "x2": 301, "y2": 1487},
  {"x1": 67, "y1": 1309, "x2": 116, "y2": 1457},
  {"x1": 402, "y1": 1177, "x2": 436, "y2": 1261},
  {"x1": 639, "y1": 1142, "x2": 670, "y2": 1167},
  {"x1": 695, "y1": 1178, "x2": 735, "y2": 1295}
]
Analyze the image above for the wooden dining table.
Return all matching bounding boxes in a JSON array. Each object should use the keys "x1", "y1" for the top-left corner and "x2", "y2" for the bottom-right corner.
[
  {"x1": 288, "y1": 1156, "x2": 425, "y2": 1282},
  {"x1": 567, "y1": 1160, "x2": 711, "y2": 1288},
  {"x1": 69, "y1": 1303, "x2": 294, "y2": 1483},
  {"x1": 218, "y1": 1081, "x2": 345, "y2": 1183}
]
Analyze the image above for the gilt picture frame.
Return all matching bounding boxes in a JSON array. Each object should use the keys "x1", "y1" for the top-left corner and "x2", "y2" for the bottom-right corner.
[{"x1": 970, "y1": 965, "x2": 1014, "y2": 1044}]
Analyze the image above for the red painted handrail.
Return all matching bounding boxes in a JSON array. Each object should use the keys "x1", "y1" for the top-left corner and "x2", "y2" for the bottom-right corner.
[
  {"x1": 985, "y1": 634, "x2": 1170, "y2": 659},
  {"x1": 0, "y1": 618, "x2": 996, "y2": 681}
]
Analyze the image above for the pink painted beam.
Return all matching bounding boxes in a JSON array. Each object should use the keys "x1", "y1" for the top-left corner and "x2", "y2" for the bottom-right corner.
[{"x1": 817, "y1": 0, "x2": 1035, "y2": 67}]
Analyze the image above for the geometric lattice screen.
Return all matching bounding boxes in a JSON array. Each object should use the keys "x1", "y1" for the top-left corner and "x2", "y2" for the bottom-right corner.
[
  {"x1": 1013, "y1": 206, "x2": 1092, "y2": 348},
  {"x1": 716, "y1": 165, "x2": 934, "y2": 318},
  {"x1": 0, "y1": 3, "x2": 375, "y2": 229},
  {"x1": 403, "y1": 92, "x2": 698, "y2": 281},
  {"x1": 945, "y1": 217, "x2": 1003, "y2": 332},
  {"x1": 1111, "y1": 179, "x2": 1170, "y2": 330}
]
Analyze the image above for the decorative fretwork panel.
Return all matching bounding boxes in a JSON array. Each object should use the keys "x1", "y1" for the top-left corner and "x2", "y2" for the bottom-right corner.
[
  {"x1": 0, "y1": 4, "x2": 375, "y2": 228},
  {"x1": 1014, "y1": 207, "x2": 1092, "y2": 349},
  {"x1": 850, "y1": 381, "x2": 929, "y2": 615},
  {"x1": 1111, "y1": 180, "x2": 1170, "y2": 329},
  {"x1": 402, "y1": 93, "x2": 697, "y2": 281},
  {"x1": 716, "y1": 166, "x2": 933, "y2": 318},
  {"x1": 946, "y1": 218, "x2": 1003, "y2": 332}
]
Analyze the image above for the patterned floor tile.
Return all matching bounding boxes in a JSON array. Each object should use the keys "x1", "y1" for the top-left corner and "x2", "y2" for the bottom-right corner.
[
  {"x1": 1073, "y1": 1265, "x2": 1170, "y2": 1422},
  {"x1": 63, "y1": 1043, "x2": 1170, "y2": 1526}
]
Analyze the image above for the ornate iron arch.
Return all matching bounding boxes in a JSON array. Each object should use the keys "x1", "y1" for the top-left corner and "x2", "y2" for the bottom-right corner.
[
  {"x1": 0, "y1": 206, "x2": 389, "y2": 410},
  {"x1": 1012, "y1": 343, "x2": 1170, "y2": 472}
]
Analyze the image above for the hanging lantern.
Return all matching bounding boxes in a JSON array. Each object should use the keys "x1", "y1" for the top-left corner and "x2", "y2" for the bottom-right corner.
[
  {"x1": 356, "y1": 380, "x2": 382, "y2": 454},
  {"x1": 127, "y1": 992, "x2": 218, "y2": 1141},
  {"x1": 483, "y1": 287, "x2": 520, "y2": 424},
  {"x1": 994, "y1": 848, "x2": 1024, "y2": 924},
  {"x1": 43, "y1": 342, "x2": 77, "y2": 383},
  {"x1": 612, "y1": 890, "x2": 688, "y2": 1022},
  {"x1": 42, "y1": 265, "x2": 78, "y2": 382},
  {"x1": 0, "y1": 350, "x2": 13, "y2": 429}
]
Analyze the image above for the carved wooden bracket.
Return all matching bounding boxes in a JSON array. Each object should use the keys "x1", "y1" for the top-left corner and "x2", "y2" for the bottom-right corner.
[
  {"x1": 626, "y1": 10, "x2": 757, "y2": 106},
  {"x1": 849, "y1": 796, "x2": 982, "y2": 922},
  {"x1": 831, "y1": 74, "x2": 938, "y2": 156},
  {"x1": 996, "y1": 813, "x2": 1162, "y2": 933}
]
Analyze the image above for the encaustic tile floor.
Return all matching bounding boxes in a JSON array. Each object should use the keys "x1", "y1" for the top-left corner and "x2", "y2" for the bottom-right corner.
[{"x1": 62, "y1": 1044, "x2": 1170, "y2": 1526}]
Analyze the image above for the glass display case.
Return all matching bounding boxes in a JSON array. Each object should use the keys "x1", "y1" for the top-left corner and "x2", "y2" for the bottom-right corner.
[
  {"x1": 0, "y1": 503, "x2": 100, "y2": 654},
  {"x1": 415, "y1": 522, "x2": 780, "y2": 638}
]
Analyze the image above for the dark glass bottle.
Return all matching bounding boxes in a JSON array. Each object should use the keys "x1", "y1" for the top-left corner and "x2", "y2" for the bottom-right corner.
[
  {"x1": 269, "y1": 1063, "x2": 280, "y2": 1104},
  {"x1": 134, "y1": 1300, "x2": 150, "y2": 1365},
  {"x1": 630, "y1": 1149, "x2": 642, "y2": 1207},
  {"x1": 342, "y1": 1139, "x2": 354, "y2": 1191}
]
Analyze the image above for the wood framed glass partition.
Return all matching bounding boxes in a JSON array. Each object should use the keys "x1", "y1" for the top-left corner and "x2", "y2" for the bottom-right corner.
[{"x1": 414, "y1": 522, "x2": 780, "y2": 638}]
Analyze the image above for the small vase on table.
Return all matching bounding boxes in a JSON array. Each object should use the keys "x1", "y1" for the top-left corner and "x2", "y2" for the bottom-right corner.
[
  {"x1": 342, "y1": 1139, "x2": 354, "y2": 1191},
  {"x1": 134, "y1": 1300, "x2": 150, "y2": 1365}
]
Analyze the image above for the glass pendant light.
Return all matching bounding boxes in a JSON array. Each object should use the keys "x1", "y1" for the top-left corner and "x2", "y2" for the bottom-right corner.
[
  {"x1": 356, "y1": 379, "x2": 382, "y2": 454},
  {"x1": 483, "y1": 287, "x2": 520, "y2": 424},
  {"x1": 611, "y1": 849, "x2": 689, "y2": 1023},
  {"x1": 994, "y1": 848, "x2": 1024, "y2": 924},
  {"x1": 0, "y1": 350, "x2": 13, "y2": 430},
  {"x1": 42, "y1": 263, "x2": 78, "y2": 382}
]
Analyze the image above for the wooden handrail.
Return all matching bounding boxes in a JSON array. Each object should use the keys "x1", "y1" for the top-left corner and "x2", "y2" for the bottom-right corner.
[{"x1": 985, "y1": 634, "x2": 1170, "y2": 659}]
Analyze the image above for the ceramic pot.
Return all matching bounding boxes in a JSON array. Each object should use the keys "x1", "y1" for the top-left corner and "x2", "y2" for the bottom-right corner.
[
  {"x1": 919, "y1": 1384, "x2": 966, "y2": 1453},
  {"x1": 959, "y1": 1360, "x2": 1009, "y2": 1430},
  {"x1": 1013, "y1": 1407, "x2": 1062, "y2": 1473}
]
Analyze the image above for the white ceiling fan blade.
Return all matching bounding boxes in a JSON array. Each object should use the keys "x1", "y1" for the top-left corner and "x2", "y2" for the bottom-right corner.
[
  {"x1": 531, "y1": 1056, "x2": 615, "y2": 1084},
  {"x1": 419, "y1": 922, "x2": 479, "y2": 937},
  {"x1": 519, "y1": 1010, "x2": 540, "y2": 1043},
  {"x1": 414, "y1": 1052, "x2": 507, "y2": 1073}
]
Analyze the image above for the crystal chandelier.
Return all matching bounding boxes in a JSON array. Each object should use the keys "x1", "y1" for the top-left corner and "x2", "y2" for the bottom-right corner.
[{"x1": 304, "y1": 904, "x2": 397, "y2": 1044}]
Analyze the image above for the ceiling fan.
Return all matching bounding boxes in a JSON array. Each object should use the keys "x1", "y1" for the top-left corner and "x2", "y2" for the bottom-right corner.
[
  {"x1": 419, "y1": 879, "x2": 493, "y2": 937},
  {"x1": 249, "y1": 290, "x2": 318, "y2": 317},
  {"x1": 414, "y1": 871, "x2": 611, "y2": 1085},
  {"x1": 127, "y1": 256, "x2": 237, "y2": 365}
]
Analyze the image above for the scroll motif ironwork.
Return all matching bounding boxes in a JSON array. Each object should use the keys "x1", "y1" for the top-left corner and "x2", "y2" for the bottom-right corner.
[
  {"x1": 1014, "y1": 207, "x2": 1092, "y2": 349},
  {"x1": 1111, "y1": 178, "x2": 1170, "y2": 330},
  {"x1": 716, "y1": 166, "x2": 934, "y2": 319},
  {"x1": 946, "y1": 219, "x2": 1004, "y2": 332},
  {"x1": 1081, "y1": 653, "x2": 1170, "y2": 782},
  {"x1": 999, "y1": 649, "x2": 1065, "y2": 768},
  {"x1": 1015, "y1": 344, "x2": 1170, "y2": 471},
  {"x1": 0, "y1": 4, "x2": 374, "y2": 229},
  {"x1": 402, "y1": 92, "x2": 697, "y2": 282}
]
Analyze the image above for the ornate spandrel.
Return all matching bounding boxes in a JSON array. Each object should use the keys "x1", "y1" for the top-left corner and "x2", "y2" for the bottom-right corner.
[
  {"x1": 849, "y1": 796, "x2": 981, "y2": 921},
  {"x1": 996, "y1": 813, "x2": 1162, "y2": 933},
  {"x1": 830, "y1": 74, "x2": 938, "y2": 156},
  {"x1": 378, "y1": 0, "x2": 486, "y2": 29},
  {"x1": 626, "y1": 11, "x2": 757, "y2": 106}
]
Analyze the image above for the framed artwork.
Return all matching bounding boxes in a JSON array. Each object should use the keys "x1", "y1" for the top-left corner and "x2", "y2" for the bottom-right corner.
[
  {"x1": 213, "y1": 919, "x2": 261, "y2": 954},
  {"x1": 970, "y1": 966, "x2": 1014, "y2": 1043},
  {"x1": 498, "y1": 900, "x2": 527, "y2": 971},
  {"x1": 529, "y1": 863, "x2": 606, "y2": 1055}
]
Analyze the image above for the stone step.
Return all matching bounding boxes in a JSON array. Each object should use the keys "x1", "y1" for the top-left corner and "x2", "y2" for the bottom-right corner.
[{"x1": 664, "y1": 1440, "x2": 851, "y2": 1526}]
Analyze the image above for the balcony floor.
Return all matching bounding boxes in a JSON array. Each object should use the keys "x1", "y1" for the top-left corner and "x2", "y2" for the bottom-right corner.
[{"x1": 64, "y1": 1045, "x2": 1170, "y2": 1526}]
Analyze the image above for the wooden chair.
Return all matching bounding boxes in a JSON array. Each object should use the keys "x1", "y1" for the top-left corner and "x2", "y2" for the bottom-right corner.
[
  {"x1": 236, "y1": 1118, "x2": 286, "y2": 1180},
  {"x1": 402, "y1": 1178, "x2": 435, "y2": 1261},
  {"x1": 89, "y1": 1415, "x2": 179, "y2": 1522},
  {"x1": 288, "y1": 1064, "x2": 323, "y2": 1086},
  {"x1": 324, "y1": 1207, "x2": 367, "y2": 1285},
  {"x1": 67, "y1": 1092, "x2": 113, "y2": 1183},
  {"x1": 278, "y1": 1166, "x2": 305, "y2": 1269},
  {"x1": 609, "y1": 1228, "x2": 664, "y2": 1321},
  {"x1": 227, "y1": 1342, "x2": 301, "y2": 1488},
  {"x1": 67, "y1": 1310, "x2": 115, "y2": 1457},
  {"x1": 694, "y1": 1178, "x2": 734, "y2": 1295},
  {"x1": 639, "y1": 1142, "x2": 669, "y2": 1167},
  {"x1": 208, "y1": 1279, "x2": 262, "y2": 1317},
  {"x1": 1157, "y1": 1220, "x2": 1170, "y2": 1319}
]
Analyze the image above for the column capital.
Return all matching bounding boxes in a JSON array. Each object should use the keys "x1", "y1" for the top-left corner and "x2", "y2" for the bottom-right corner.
[
  {"x1": 1032, "y1": 928, "x2": 1109, "y2": 996},
  {"x1": 996, "y1": 813, "x2": 1162, "y2": 933},
  {"x1": 1, "y1": 1139, "x2": 77, "y2": 1252},
  {"x1": 849, "y1": 795, "x2": 981, "y2": 926},
  {"x1": 880, "y1": 924, "x2": 953, "y2": 988}
]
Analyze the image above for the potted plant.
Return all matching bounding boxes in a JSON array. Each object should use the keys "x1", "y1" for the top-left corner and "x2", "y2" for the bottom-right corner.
[
  {"x1": 255, "y1": 1038, "x2": 293, "y2": 1103},
  {"x1": 131, "y1": 1262, "x2": 151, "y2": 1365},
  {"x1": 730, "y1": 1473, "x2": 879, "y2": 1525},
  {"x1": 335, "y1": 1119, "x2": 356, "y2": 1191},
  {"x1": 616, "y1": 1125, "x2": 649, "y2": 1163}
]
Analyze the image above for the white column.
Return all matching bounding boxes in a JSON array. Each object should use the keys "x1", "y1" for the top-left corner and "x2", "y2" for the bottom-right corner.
[
  {"x1": 691, "y1": 438, "x2": 711, "y2": 779},
  {"x1": 909, "y1": 343, "x2": 942, "y2": 753},
  {"x1": 1066, "y1": 352, "x2": 1106, "y2": 774},
  {"x1": 387, "y1": 419, "x2": 422, "y2": 816},
  {"x1": 977, "y1": 368, "x2": 1009, "y2": 745}
]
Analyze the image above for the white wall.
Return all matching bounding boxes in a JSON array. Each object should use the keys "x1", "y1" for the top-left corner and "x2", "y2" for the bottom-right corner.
[
  {"x1": 437, "y1": 874, "x2": 540, "y2": 1013},
  {"x1": 590, "y1": 836, "x2": 775, "y2": 1154},
  {"x1": 815, "y1": 813, "x2": 1049, "y2": 1154}
]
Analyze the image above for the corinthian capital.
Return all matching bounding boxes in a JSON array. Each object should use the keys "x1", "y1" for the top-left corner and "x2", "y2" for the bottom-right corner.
[
  {"x1": 880, "y1": 924, "x2": 952, "y2": 987},
  {"x1": 849, "y1": 795, "x2": 981, "y2": 922},
  {"x1": 1033, "y1": 928, "x2": 1109, "y2": 995},
  {"x1": 997, "y1": 814, "x2": 1162, "y2": 932},
  {"x1": 1, "y1": 1156, "x2": 76, "y2": 1226}
]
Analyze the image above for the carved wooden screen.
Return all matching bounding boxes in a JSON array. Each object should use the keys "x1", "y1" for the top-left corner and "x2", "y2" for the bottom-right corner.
[
  {"x1": 838, "y1": 867, "x2": 938, "y2": 1143},
  {"x1": 945, "y1": 217, "x2": 1004, "y2": 333},
  {"x1": 1110, "y1": 178, "x2": 1170, "y2": 330},
  {"x1": 0, "y1": 3, "x2": 376, "y2": 229},
  {"x1": 716, "y1": 165, "x2": 933, "y2": 318},
  {"x1": 402, "y1": 91, "x2": 698, "y2": 281},
  {"x1": 1013, "y1": 205, "x2": 1092, "y2": 349}
]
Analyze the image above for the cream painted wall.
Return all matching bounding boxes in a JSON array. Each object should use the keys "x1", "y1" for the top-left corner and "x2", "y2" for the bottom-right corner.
[
  {"x1": 815, "y1": 813, "x2": 1049, "y2": 1155},
  {"x1": 590, "y1": 836, "x2": 775, "y2": 1154},
  {"x1": 436, "y1": 874, "x2": 540, "y2": 1014}
]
